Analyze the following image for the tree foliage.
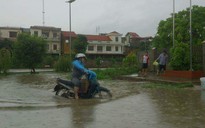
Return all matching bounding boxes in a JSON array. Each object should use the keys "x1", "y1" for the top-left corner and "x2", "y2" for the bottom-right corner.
[
  {"x1": 13, "y1": 33, "x2": 47, "y2": 73},
  {"x1": 152, "y1": 5, "x2": 205, "y2": 49},
  {"x1": 73, "y1": 35, "x2": 88, "y2": 54},
  {"x1": 0, "y1": 39, "x2": 13, "y2": 50},
  {"x1": 123, "y1": 51, "x2": 139, "y2": 68},
  {"x1": 169, "y1": 42, "x2": 190, "y2": 70},
  {"x1": 0, "y1": 48, "x2": 12, "y2": 74},
  {"x1": 54, "y1": 55, "x2": 71, "y2": 72}
]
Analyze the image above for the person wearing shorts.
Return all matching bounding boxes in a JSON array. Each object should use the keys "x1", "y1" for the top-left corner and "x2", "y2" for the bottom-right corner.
[{"x1": 141, "y1": 51, "x2": 149, "y2": 77}]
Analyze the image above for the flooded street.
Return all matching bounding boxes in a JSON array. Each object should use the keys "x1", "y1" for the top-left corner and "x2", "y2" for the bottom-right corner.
[{"x1": 0, "y1": 72, "x2": 205, "y2": 128}]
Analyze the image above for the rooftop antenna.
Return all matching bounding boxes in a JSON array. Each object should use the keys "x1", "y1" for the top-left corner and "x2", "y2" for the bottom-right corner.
[
  {"x1": 42, "y1": 0, "x2": 45, "y2": 26},
  {"x1": 96, "y1": 26, "x2": 100, "y2": 35}
]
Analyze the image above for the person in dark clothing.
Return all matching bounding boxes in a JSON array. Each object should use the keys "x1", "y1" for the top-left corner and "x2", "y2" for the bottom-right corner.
[{"x1": 155, "y1": 50, "x2": 168, "y2": 75}]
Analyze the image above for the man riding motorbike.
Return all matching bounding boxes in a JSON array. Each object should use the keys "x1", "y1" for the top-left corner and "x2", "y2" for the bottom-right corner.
[{"x1": 71, "y1": 53, "x2": 96, "y2": 99}]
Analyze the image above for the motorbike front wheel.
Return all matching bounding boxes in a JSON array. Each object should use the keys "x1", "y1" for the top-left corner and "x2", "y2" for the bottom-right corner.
[
  {"x1": 93, "y1": 86, "x2": 112, "y2": 99},
  {"x1": 56, "y1": 88, "x2": 73, "y2": 98}
]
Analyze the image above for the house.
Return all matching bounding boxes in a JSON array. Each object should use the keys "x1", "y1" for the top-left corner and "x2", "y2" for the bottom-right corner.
[
  {"x1": 0, "y1": 27, "x2": 25, "y2": 41},
  {"x1": 85, "y1": 31, "x2": 125, "y2": 59},
  {"x1": 125, "y1": 32, "x2": 152, "y2": 50},
  {"x1": 61, "y1": 31, "x2": 77, "y2": 55},
  {"x1": 30, "y1": 26, "x2": 61, "y2": 55}
]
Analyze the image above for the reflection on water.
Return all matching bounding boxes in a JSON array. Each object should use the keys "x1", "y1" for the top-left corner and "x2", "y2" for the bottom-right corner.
[
  {"x1": 201, "y1": 90, "x2": 205, "y2": 103},
  {"x1": 148, "y1": 89, "x2": 205, "y2": 128},
  {"x1": 0, "y1": 73, "x2": 205, "y2": 128}
]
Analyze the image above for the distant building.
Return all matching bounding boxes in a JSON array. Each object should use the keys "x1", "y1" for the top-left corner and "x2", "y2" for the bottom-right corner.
[
  {"x1": 0, "y1": 27, "x2": 24, "y2": 41},
  {"x1": 30, "y1": 26, "x2": 61, "y2": 55},
  {"x1": 125, "y1": 32, "x2": 152, "y2": 51},
  {"x1": 0, "y1": 25, "x2": 153, "y2": 58},
  {"x1": 61, "y1": 31, "x2": 77, "y2": 55},
  {"x1": 85, "y1": 31, "x2": 125, "y2": 58}
]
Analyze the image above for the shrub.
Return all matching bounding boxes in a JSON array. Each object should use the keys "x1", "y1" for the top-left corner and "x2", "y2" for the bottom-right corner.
[
  {"x1": 54, "y1": 56, "x2": 71, "y2": 72},
  {"x1": 42, "y1": 55, "x2": 56, "y2": 68},
  {"x1": 94, "y1": 66, "x2": 139, "y2": 80},
  {"x1": 0, "y1": 48, "x2": 12, "y2": 74},
  {"x1": 123, "y1": 51, "x2": 139, "y2": 68},
  {"x1": 169, "y1": 43, "x2": 190, "y2": 70},
  {"x1": 95, "y1": 57, "x2": 102, "y2": 68}
]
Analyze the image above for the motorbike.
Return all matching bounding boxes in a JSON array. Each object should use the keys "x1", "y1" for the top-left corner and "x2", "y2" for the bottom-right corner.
[{"x1": 53, "y1": 76, "x2": 112, "y2": 99}]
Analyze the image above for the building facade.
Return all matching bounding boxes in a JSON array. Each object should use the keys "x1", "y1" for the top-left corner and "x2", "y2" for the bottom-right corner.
[
  {"x1": 0, "y1": 26, "x2": 153, "y2": 59},
  {"x1": 30, "y1": 26, "x2": 61, "y2": 55},
  {"x1": 85, "y1": 31, "x2": 125, "y2": 58},
  {"x1": 0, "y1": 27, "x2": 23, "y2": 40}
]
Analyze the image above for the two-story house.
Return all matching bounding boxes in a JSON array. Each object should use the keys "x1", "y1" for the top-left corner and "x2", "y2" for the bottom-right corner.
[
  {"x1": 30, "y1": 26, "x2": 61, "y2": 55},
  {"x1": 86, "y1": 31, "x2": 125, "y2": 58},
  {"x1": 0, "y1": 27, "x2": 25, "y2": 41},
  {"x1": 125, "y1": 32, "x2": 152, "y2": 51}
]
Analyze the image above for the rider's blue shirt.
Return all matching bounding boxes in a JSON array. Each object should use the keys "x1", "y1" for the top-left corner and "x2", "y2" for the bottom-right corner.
[
  {"x1": 71, "y1": 60, "x2": 96, "y2": 80},
  {"x1": 72, "y1": 60, "x2": 87, "y2": 79}
]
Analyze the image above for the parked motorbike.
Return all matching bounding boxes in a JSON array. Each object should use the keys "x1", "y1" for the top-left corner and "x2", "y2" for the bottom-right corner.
[{"x1": 53, "y1": 76, "x2": 112, "y2": 99}]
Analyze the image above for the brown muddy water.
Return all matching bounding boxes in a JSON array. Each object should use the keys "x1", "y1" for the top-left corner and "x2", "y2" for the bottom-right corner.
[{"x1": 0, "y1": 72, "x2": 205, "y2": 128}]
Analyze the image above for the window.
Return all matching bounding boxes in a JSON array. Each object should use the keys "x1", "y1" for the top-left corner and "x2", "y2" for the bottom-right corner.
[
  {"x1": 88, "y1": 46, "x2": 94, "y2": 51},
  {"x1": 53, "y1": 32, "x2": 57, "y2": 38},
  {"x1": 115, "y1": 46, "x2": 119, "y2": 51},
  {"x1": 42, "y1": 31, "x2": 49, "y2": 38},
  {"x1": 97, "y1": 46, "x2": 103, "y2": 52},
  {"x1": 9, "y1": 31, "x2": 17, "y2": 38},
  {"x1": 34, "y1": 31, "x2": 38, "y2": 36},
  {"x1": 106, "y1": 46, "x2": 111, "y2": 51},
  {"x1": 115, "y1": 37, "x2": 118, "y2": 42},
  {"x1": 53, "y1": 44, "x2": 57, "y2": 50}
]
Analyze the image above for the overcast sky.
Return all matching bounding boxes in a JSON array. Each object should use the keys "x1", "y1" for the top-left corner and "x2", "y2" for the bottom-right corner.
[{"x1": 0, "y1": 0, "x2": 205, "y2": 37}]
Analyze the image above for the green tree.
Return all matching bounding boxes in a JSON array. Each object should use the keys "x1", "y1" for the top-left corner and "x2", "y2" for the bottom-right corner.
[
  {"x1": 139, "y1": 41, "x2": 151, "y2": 51},
  {"x1": 13, "y1": 33, "x2": 47, "y2": 73},
  {"x1": 0, "y1": 48, "x2": 12, "y2": 74},
  {"x1": 95, "y1": 57, "x2": 102, "y2": 68},
  {"x1": 73, "y1": 35, "x2": 88, "y2": 54},
  {"x1": 0, "y1": 39, "x2": 13, "y2": 55},
  {"x1": 54, "y1": 55, "x2": 71, "y2": 72},
  {"x1": 152, "y1": 5, "x2": 205, "y2": 49},
  {"x1": 123, "y1": 51, "x2": 139, "y2": 68},
  {"x1": 169, "y1": 42, "x2": 190, "y2": 70}
]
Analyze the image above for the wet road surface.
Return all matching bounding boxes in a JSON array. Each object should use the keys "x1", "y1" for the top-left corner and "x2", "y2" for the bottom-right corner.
[{"x1": 0, "y1": 72, "x2": 205, "y2": 128}]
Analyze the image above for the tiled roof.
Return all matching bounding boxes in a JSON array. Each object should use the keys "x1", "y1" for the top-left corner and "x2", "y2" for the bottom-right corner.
[
  {"x1": 86, "y1": 35, "x2": 112, "y2": 41},
  {"x1": 62, "y1": 31, "x2": 77, "y2": 38},
  {"x1": 126, "y1": 32, "x2": 141, "y2": 38}
]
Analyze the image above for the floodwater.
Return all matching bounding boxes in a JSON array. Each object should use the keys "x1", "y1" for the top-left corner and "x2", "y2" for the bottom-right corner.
[{"x1": 0, "y1": 72, "x2": 205, "y2": 128}]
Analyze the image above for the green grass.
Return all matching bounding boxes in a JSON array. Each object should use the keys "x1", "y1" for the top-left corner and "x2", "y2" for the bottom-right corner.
[{"x1": 93, "y1": 66, "x2": 139, "y2": 80}]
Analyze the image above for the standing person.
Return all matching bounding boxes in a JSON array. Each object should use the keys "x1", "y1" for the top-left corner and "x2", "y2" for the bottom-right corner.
[
  {"x1": 71, "y1": 53, "x2": 90, "y2": 99},
  {"x1": 155, "y1": 50, "x2": 168, "y2": 75},
  {"x1": 141, "y1": 51, "x2": 149, "y2": 77}
]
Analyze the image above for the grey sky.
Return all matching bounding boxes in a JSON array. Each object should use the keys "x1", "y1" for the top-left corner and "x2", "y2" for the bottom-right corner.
[{"x1": 1, "y1": 0, "x2": 205, "y2": 37}]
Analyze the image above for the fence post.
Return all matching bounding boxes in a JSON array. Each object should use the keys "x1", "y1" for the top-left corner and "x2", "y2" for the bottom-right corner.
[{"x1": 203, "y1": 41, "x2": 205, "y2": 76}]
